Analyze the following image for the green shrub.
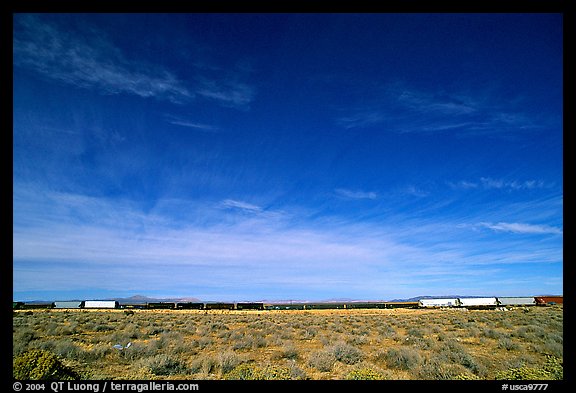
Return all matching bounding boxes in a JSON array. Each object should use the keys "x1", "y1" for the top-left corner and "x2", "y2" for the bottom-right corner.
[
  {"x1": 495, "y1": 367, "x2": 550, "y2": 380},
  {"x1": 218, "y1": 351, "x2": 240, "y2": 374},
  {"x1": 407, "y1": 327, "x2": 425, "y2": 338},
  {"x1": 346, "y1": 334, "x2": 368, "y2": 345},
  {"x1": 231, "y1": 333, "x2": 266, "y2": 350},
  {"x1": 416, "y1": 356, "x2": 468, "y2": 380},
  {"x1": 258, "y1": 365, "x2": 292, "y2": 380},
  {"x1": 13, "y1": 350, "x2": 80, "y2": 380},
  {"x1": 377, "y1": 323, "x2": 396, "y2": 338},
  {"x1": 138, "y1": 354, "x2": 186, "y2": 376},
  {"x1": 439, "y1": 341, "x2": 486, "y2": 376},
  {"x1": 281, "y1": 344, "x2": 299, "y2": 360},
  {"x1": 188, "y1": 354, "x2": 217, "y2": 375},
  {"x1": 329, "y1": 342, "x2": 363, "y2": 365},
  {"x1": 197, "y1": 336, "x2": 213, "y2": 349},
  {"x1": 53, "y1": 339, "x2": 82, "y2": 359},
  {"x1": 495, "y1": 356, "x2": 563, "y2": 380},
  {"x1": 224, "y1": 364, "x2": 256, "y2": 380},
  {"x1": 384, "y1": 347, "x2": 421, "y2": 370},
  {"x1": 14, "y1": 328, "x2": 36, "y2": 344},
  {"x1": 224, "y1": 364, "x2": 292, "y2": 380},
  {"x1": 271, "y1": 344, "x2": 299, "y2": 361},
  {"x1": 543, "y1": 356, "x2": 563, "y2": 380},
  {"x1": 287, "y1": 362, "x2": 308, "y2": 380},
  {"x1": 538, "y1": 341, "x2": 563, "y2": 358},
  {"x1": 308, "y1": 350, "x2": 336, "y2": 372},
  {"x1": 482, "y1": 328, "x2": 504, "y2": 340},
  {"x1": 498, "y1": 337, "x2": 520, "y2": 351}
]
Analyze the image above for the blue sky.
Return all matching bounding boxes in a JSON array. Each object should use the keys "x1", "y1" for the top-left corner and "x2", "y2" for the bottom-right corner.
[{"x1": 13, "y1": 13, "x2": 563, "y2": 302}]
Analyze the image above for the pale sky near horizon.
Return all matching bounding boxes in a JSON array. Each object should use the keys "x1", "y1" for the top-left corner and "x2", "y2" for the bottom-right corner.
[{"x1": 13, "y1": 13, "x2": 562, "y2": 301}]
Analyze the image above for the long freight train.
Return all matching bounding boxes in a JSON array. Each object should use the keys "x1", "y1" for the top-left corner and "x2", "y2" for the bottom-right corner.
[{"x1": 12, "y1": 296, "x2": 562, "y2": 311}]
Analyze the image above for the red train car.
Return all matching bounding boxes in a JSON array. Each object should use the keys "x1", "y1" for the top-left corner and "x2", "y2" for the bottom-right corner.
[{"x1": 534, "y1": 296, "x2": 563, "y2": 305}]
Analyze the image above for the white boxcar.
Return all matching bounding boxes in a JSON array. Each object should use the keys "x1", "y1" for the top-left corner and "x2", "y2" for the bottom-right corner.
[
  {"x1": 419, "y1": 298, "x2": 460, "y2": 308},
  {"x1": 84, "y1": 300, "x2": 118, "y2": 309},
  {"x1": 497, "y1": 297, "x2": 536, "y2": 306},
  {"x1": 54, "y1": 301, "x2": 84, "y2": 309},
  {"x1": 458, "y1": 297, "x2": 498, "y2": 307}
]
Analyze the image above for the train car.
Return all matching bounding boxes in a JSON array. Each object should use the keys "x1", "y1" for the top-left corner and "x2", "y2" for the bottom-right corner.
[
  {"x1": 204, "y1": 302, "x2": 235, "y2": 310},
  {"x1": 497, "y1": 297, "x2": 536, "y2": 307},
  {"x1": 265, "y1": 303, "x2": 306, "y2": 310},
  {"x1": 84, "y1": 300, "x2": 119, "y2": 309},
  {"x1": 458, "y1": 297, "x2": 498, "y2": 308},
  {"x1": 147, "y1": 302, "x2": 176, "y2": 309},
  {"x1": 175, "y1": 302, "x2": 204, "y2": 310},
  {"x1": 305, "y1": 303, "x2": 347, "y2": 310},
  {"x1": 119, "y1": 303, "x2": 148, "y2": 309},
  {"x1": 54, "y1": 301, "x2": 84, "y2": 309},
  {"x1": 20, "y1": 302, "x2": 55, "y2": 309},
  {"x1": 384, "y1": 301, "x2": 419, "y2": 309},
  {"x1": 236, "y1": 302, "x2": 264, "y2": 310},
  {"x1": 346, "y1": 302, "x2": 388, "y2": 309},
  {"x1": 534, "y1": 296, "x2": 563, "y2": 305},
  {"x1": 419, "y1": 298, "x2": 460, "y2": 308}
]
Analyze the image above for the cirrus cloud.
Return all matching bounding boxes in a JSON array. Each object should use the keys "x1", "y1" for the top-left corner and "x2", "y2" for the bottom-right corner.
[
  {"x1": 335, "y1": 188, "x2": 378, "y2": 200},
  {"x1": 478, "y1": 222, "x2": 562, "y2": 235},
  {"x1": 13, "y1": 15, "x2": 192, "y2": 104}
]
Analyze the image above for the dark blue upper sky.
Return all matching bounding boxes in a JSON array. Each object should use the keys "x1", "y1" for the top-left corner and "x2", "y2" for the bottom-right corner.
[{"x1": 13, "y1": 13, "x2": 562, "y2": 301}]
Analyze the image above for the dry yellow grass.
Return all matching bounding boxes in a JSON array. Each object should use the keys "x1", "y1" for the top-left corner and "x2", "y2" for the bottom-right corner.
[{"x1": 13, "y1": 306, "x2": 563, "y2": 380}]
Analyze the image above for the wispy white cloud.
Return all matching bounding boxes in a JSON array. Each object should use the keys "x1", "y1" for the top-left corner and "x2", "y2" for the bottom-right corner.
[
  {"x1": 478, "y1": 222, "x2": 563, "y2": 235},
  {"x1": 398, "y1": 185, "x2": 429, "y2": 198},
  {"x1": 336, "y1": 111, "x2": 385, "y2": 129},
  {"x1": 397, "y1": 89, "x2": 478, "y2": 115},
  {"x1": 335, "y1": 188, "x2": 378, "y2": 200},
  {"x1": 479, "y1": 177, "x2": 548, "y2": 190},
  {"x1": 13, "y1": 15, "x2": 256, "y2": 109},
  {"x1": 13, "y1": 15, "x2": 192, "y2": 104},
  {"x1": 168, "y1": 120, "x2": 219, "y2": 131},
  {"x1": 195, "y1": 77, "x2": 255, "y2": 110},
  {"x1": 417, "y1": 122, "x2": 477, "y2": 132},
  {"x1": 336, "y1": 84, "x2": 543, "y2": 136},
  {"x1": 164, "y1": 114, "x2": 219, "y2": 132},
  {"x1": 448, "y1": 177, "x2": 551, "y2": 191},
  {"x1": 220, "y1": 199, "x2": 263, "y2": 213},
  {"x1": 450, "y1": 180, "x2": 479, "y2": 190}
]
